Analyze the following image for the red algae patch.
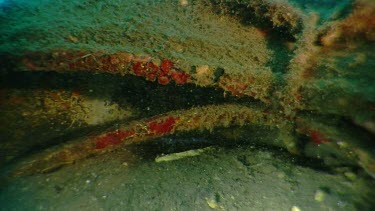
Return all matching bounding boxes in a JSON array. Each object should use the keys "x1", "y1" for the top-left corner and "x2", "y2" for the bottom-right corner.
[
  {"x1": 171, "y1": 71, "x2": 190, "y2": 85},
  {"x1": 309, "y1": 130, "x2": 330, "y2": 145},
  {"x1": 148, "y1": 117, "x2": 179, "y2": 135},
  {"x1": 161, "y1": 59, "x2": 174, "y2": 74},
  {"x1": 95, "y1": 130, "x2": 135, "y2": 149}
]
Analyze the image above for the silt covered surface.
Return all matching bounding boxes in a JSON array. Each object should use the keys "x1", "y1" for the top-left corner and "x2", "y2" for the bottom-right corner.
[{"x1": 0, "y1": 0, "x2": 374, "y2": 210}]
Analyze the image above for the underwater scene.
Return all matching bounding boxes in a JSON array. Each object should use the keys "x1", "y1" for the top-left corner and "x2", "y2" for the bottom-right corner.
[{"x1": 0, "y1": 0, "x2": 374, "y2": 210}]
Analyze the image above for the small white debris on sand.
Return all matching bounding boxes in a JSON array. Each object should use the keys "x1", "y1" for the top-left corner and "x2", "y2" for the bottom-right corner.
[
  {"x1": 155, "y1": 147, "x2": 212, "y2": 163},
  {"x1": 291, "y1": 206, "x2": 301, "y2": 211},
  {"x1": 206, "y1": 197, "x2": 218, "y2": 209},
  {"x1": 314, "y1": 190, "x2": 325, "y2": 202},
  {"x1": 179, "y1": 0, "x2": 188, "y2": 6}
]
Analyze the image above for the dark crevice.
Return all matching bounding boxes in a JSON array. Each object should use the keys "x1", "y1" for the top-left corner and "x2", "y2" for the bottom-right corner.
[
  {"x1": 209, "y1": 0, "x2": 303, "y2": 42},
  {"x1": 0, "y1": 70, "x2": 263, "y2": 115},
  {"x1": 297, "y1": 110, "x2": 375, "y2": 147},
  {"x1": 129, "y1": 128, "x2": 342, "y2": 174},
  {"x1": 265, "y1": 30, "x2": 294, "y2": 74},
  {"x1": 0, "y1": 70, "x2": 264, "y2": 165}
]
